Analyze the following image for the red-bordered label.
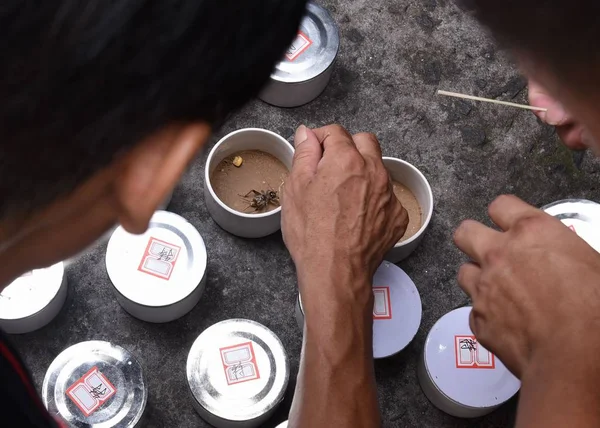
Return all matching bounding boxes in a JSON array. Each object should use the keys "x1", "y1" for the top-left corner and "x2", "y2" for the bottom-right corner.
[
  {"x1": 66, "y1": 366, "x2": 117, "y2": 417},
  {"x1": 285, "y1": 31, "x2": 313, "y2": 61},
  {"x1": 454, "y1": 335, "x2": 495, "y2": 369},
  {"x1": 220, "y1": 342, "x2": 261, "y2": 386},
  {"x1": 373, "y1": 287, "x2": 392, "y2": 320},
  {"x1": 137, "y1": 237, "x2": 181, "y2": 280}
]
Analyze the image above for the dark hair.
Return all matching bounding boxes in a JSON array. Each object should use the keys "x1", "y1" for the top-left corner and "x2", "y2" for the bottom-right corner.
[
  {"x1": 462, "y1": 1, "x2": 600, "y2": 83},
  {"x1": 0, "y1": 0, "x2": 307, "y2": 218}
]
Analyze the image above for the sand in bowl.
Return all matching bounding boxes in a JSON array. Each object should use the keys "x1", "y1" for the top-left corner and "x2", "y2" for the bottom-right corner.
[
  {"x1": 392, "y1": 181, "x2": 422, "y2": 242},
  {"x1": 210, "y1": 150, "x2": 289, "y2": 214}
]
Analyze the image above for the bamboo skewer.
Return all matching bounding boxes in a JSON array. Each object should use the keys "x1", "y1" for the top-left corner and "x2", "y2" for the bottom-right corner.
[{"x1": 437, "y1": 90, "x2": 547, "y2": 112}]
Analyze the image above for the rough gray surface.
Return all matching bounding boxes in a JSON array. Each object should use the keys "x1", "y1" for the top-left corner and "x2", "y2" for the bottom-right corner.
[{"x1": 10, "y1": 0, "x2": 600, "y2": 427}]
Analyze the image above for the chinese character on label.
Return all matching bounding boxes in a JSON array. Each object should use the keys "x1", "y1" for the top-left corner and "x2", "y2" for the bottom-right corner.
[
  {"x1": 454, "y1": 335, "x2": 495, "y2": 369},
  {"x1": 373, "y1": 287, "x2": 392, "y2": 320},
  {"x1": 220, "y1": 342, "x2": 261, "y2": 385},
  {"x1": 137, "y1": 237, "x2": 181, "y2": 280},
  {"x1": 66, "y1": 367, "x2": 116, "y2": 417},
  {"x1": 285, "y1": 31, "x2": 313, "y2": 61}
]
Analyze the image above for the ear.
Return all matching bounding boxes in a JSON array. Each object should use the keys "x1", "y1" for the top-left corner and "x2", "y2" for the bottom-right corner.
[{"x1": 114, "y1": 123, "x2": 211, "y2": 234}]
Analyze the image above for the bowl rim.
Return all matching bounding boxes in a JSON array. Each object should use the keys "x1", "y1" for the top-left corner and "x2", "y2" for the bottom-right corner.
[
  {"x1": 382, "y1": 156, "x2": 434, "y2": 248},
  {"x1": 205, "y1": 128, "x2": 294, "y2": 219}
]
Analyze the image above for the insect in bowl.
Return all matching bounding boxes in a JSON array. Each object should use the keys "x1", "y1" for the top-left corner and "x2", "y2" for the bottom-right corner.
[{"x1": 204, "y1": 128, "x2": 294, "y2": 238}]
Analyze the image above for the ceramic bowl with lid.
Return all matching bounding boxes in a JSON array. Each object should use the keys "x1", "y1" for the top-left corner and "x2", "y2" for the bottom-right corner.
[
  {"x1": 106, "y1": 210, "x2": 207, "y2": 323},
  {"x1": 0, "y1": 262, "x2": 67, "y2": 334},
  {"x1": 418, "y1": 307, "x2": 520, "y2": 418},
  {"x1": 259, "y1": 2, "x2": 339, "y2": 107},
  {"x1": 187, "y1": 319, "x2": 289, "y2": 428},
  {"x1": 42, "y1": 341, "x2": 147, "y2": 428}
]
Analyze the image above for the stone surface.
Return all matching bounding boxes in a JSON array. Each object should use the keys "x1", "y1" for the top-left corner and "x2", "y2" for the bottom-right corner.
[{"x1": 10, "y1": 0, "x2": 600, "y2": 427}]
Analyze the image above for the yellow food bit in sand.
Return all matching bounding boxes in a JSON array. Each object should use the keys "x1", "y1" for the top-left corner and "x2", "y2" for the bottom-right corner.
[{"x1": 232, "y1": 156, "x2": 243, "y2": 167}]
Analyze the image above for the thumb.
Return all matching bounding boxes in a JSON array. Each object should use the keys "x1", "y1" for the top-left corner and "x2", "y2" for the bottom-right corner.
[
  {"x1": 528, "y1": 79, "x2": 570, "y2": 126},
  {"x1": 292, "y1": 125, "x2": 322, "y2": 179}
]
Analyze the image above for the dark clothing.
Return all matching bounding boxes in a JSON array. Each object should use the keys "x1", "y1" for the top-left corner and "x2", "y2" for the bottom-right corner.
[{"x1": 0, "y1": 330, "x2": 57, "y2": 427}]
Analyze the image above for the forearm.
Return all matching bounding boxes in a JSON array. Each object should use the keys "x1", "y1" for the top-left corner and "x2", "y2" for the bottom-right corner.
[
  {"x1": 516, "y1": 353, "x2": 600, "y2": 428},
  {"x1": 289, "y1": 269, "x2": 380, "y2": 428}
]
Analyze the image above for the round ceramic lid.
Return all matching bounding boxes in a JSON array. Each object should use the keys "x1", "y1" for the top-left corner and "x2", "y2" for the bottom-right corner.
[
  {"x1": 271, "y1": 2, "x2": 339, "y2": 83},
  {"x1": 542, "y1": 199, "x2": 600, "y2": 252},
  {"x1": 105, "y1": 211, "x2": 207, "y2": 307},
  {"x1": 0, "y1": 262, "x2": 64, "y2": 320},
  {"x1": 42, "y1": 341, "x2": 146, "y2": 428},
  {"x1": 423, "y1": 307, "x2": 520, "y2": 408},
  {"x1": 187, "y1": 319, "x2": 289, "y2": 422},
  {"x1": 372, "y1": 262, "x2": 422, "y2": 358}
]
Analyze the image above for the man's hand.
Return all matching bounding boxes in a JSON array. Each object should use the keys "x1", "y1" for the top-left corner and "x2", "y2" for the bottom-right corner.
[
  {"x1": 529, "y1": 79, "x2": 592, "y2": 150},
  {"x1": 282, "y1": 124, "x2": 408, "y2": 307},
  {"x1": 454, "y1": 195, "x2": 600, "y2": 428},
  {"x1": 283, "y1": 124, "x2": 407, "y2": 428},
  {"x1": 454, "y1": 195, "x2": 600, "y2": 377}
]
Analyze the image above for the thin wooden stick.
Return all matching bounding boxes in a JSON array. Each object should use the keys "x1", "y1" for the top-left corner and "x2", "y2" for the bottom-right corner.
[{"x1": 437, "y1": 90, "x2": 547, "y2": 112}]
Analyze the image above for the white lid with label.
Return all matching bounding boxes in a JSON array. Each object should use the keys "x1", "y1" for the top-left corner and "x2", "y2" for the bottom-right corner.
[
  {"x1": 542, "y1": 199, "x2": 600, "y2": 252},
  {"x1": 187, "y1": 319, "x2": 289, "y2": 428},
  {"x1": 42, "y1": 341, "x2": 146, "y2": 428},
  {"x1": 270, "y1": 2, "x2": 339, "y2": 84},
  {"x1": 0, "y1": 262, "x2": 67, "y2": 334},
  {"x1": 419, "y1": 307, "x2": 520, "y2": 417},
  {"x1": 105, "y1": 211, "x2": 207, "y2": 321},
  {"x1": 372, "y1": 262, "x2": 422, "y2": 359}
]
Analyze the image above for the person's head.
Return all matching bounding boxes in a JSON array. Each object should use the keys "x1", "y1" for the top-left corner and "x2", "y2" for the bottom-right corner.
[
  {"x1": 0, "y1": 0, "x2": 307, "y2": 284},
  {"x1": 463, "y1": 1, "x2": 600, "y2": 147}
]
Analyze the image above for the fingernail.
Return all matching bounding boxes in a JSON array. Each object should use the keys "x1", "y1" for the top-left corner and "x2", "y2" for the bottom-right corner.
[
  {"x1": 545, "y1": 102, "x2": 567, "y2": 126},
  {"x1": 294, "y1": 125, "x2": 308, "y2": 147}
]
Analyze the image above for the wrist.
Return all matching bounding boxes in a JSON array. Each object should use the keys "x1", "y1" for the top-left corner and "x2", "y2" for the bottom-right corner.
[{"x1": 296, "y1": 258, "x2": 373, "y2": 319}]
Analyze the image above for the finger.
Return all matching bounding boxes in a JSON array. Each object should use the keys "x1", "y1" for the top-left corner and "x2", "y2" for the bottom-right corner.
[
  {"x1": 453, "y1": 220, "x2": 501, "y2": 264},
  {"x1": 292, "y1": 125, "x2": 323, "y2": 180},
  {"x1": 488, "y1": 195, "x2": 540, "y2": 231},
  {"x1": 312, "y1": 124, "x2": 357, "y2": 154},
  {"x1": 556, "y1": 124, "x2": 590, "y2": 151},
  {"x1": 352, "y1": 132, "x2": 383, "y2": 160},
  {"x1": 528, "y1": 79, "x2": 572, "y2": 126},
  {"x1": 457, "y1": 262, "x2": 481, "y2": 299}
]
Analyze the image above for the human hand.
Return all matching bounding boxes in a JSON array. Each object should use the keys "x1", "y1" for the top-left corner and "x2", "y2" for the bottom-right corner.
[
  {"x1": 453, "y1": 195, "x2": 600, "y2": 378},
  {"x1": 282, "y1": 124, "x2": 408, "y2": 306},
  {"x1": 529, "y1": 78, "x2": 591, "y2": 150}
]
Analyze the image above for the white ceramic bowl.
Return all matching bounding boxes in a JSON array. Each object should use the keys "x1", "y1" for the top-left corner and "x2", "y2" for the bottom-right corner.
[
  {"x1": 204, "y1": 128, "x2": 294, "y2": 238},
  {"x1": 383, "y1": 157, "x2": 433, "y2": 263}
]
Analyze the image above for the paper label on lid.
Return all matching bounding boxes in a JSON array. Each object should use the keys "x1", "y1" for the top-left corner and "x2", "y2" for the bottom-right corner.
[
  {"x1": 285, "y1": 31, "x2": 313, "y2": 61},
  {"x1": 454, "y1": 336, "x2": 495, "y2": 369},
  {"x1": 220, "y1": 342, "x2": 261, "y2": 385},
  {"x1": 66, "y1": 366, "x2": 116, "y2": 417},
  {"x1": 373, "y1": 287, "x2": 392, "y2": 320},
  {"x1": 137, "y1": 237, "x2": 181, "y2": 280}
]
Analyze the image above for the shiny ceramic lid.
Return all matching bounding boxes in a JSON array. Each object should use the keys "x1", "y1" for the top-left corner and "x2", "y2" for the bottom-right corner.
[
  {"x1": 187, "y1": 319, "x2": 289, "y2": 422},
  {"x1": 271, "y1": 2, "x2": 339, "y2": 83},
  {"x1": 42, "y1": 341, "x2": 146, "y2": 428},
  {"x1": 542, "y1": 199, "x2": 600, "y2": 252},
  {"x1": 0, "y1": 262, "x2": 65, "y2": 320},
  {"x1": 372, "y1": 262, "x2": 422, "y2": 358},
  {"x1": 106, "y1": 211, "x2": 207, "y2": 307},
  {"x1": 423, "y1": 307, "x2": 520, "y2": 408}
]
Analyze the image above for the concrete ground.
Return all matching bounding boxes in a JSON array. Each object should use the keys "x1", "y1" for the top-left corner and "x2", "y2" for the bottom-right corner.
[{"x1": 12, "y1": 0, "x2": 600, "y2": 427}]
